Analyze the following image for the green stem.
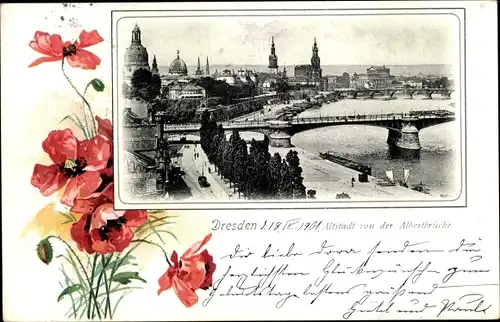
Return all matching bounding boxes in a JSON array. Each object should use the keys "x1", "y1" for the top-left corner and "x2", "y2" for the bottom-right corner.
[
  {"x1": 87, "y1": 255, "x2": 99, "y2": 319},
  {"x1": 61, "y1": 59, "x2": 97, "y2": 137},
  {"x1": 101, "y1": 255, "x2": 113, "y2": 319},
  {"x1": 46, "y1": 236, "x2": 101, "y2": 320},
  {"x1": 93, "y1": 254, "x2": 112, "y2": 318}
]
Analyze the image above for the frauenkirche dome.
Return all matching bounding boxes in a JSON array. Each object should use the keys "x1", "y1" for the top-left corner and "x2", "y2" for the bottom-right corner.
[{"x1": 123, "y1": 24, "x2": 150, "y2": 80}]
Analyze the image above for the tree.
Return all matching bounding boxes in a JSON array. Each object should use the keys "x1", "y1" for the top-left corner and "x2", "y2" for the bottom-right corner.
[
  {"x1": 226, "y1": 130, "x2": 242, "y2": 188},
  {"x1": 278, "y1": 160, "x2": 294, "y2": 199},
  {"x1": 246, "y1": 139, "x2": 261, "y2": 198},
  {"x1": 269, "y1": 153, "x2": 283, "y2": 198},
  {"x1": 130, "y1": 69, "x2": 161, "y2": 102},
  {"x1": 200, "y1": 109, "x2": 212, "y2": 157},
  {"x1": 246, "y1": 138, "x2": 273, "y2": 199},
  {"x1": 233, "y1": 137, "x2": 249, "y2": 196},
  {"x1": 151, "y1": 74, "x2": 162, "y2": 98},
  {"x1": 221, "y1": 140, "x2": 233, "y2": 182},
  {"x1": 286, "y1": 150, "x2": 307, "y2": 199}
]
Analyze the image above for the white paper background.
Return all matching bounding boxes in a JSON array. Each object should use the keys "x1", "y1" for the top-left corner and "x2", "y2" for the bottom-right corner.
[{"x1": 1, "y1": 1, "x2": 498, "y2": 321}]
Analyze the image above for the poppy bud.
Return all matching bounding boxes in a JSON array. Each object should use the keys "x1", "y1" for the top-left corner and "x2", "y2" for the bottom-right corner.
[
  {"x1": 37, "y1": 238, "x2": 53, "y2": 265},
  {"x1": 90, "y1": 78, "x2": 105, "y2": 92}
]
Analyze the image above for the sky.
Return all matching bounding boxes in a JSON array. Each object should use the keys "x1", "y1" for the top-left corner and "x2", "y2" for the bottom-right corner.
[{"x1": 117, "y1": 14, "x2": 460, "y2": 67}]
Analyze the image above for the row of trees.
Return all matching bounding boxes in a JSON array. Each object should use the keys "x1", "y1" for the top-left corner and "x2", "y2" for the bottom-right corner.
[
  {"x1": 149, "y1": 99, "x2": 199, "y2": 124},
  {"x1": 199, "y1": 110, "x2": 307, "y2": 199},
  {"x1": 195, "y1": 77, "x2": 257, "y2": 104}
]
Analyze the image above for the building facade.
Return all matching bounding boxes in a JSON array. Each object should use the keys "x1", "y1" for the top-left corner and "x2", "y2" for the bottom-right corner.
[
  {"x1": 351, "y1": 66, "x2": 395, "y2": 89},
  {"x1": 294, "y1": 65, "x2": 313, "y2": 79},
  {"x1": 292, "y1": 38, "x2": 323, "y2": 88},
  {"x1": 168, "y1": 81, "x2": 206, "y2": 100},
  {"x1": 326, "y1": 72, "x2": 350, "y2": 90}
]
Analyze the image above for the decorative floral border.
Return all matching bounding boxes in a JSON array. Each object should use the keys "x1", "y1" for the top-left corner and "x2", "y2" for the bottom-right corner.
[{"x1": 24, "y1": 29, "x2": 216, "y2": 320}]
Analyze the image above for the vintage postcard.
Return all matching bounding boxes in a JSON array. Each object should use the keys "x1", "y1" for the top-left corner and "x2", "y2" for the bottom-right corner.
[
  {"x1": 1, "y1": 1, "x2": 499, "y2": 321},
  {"x1": 112, "y1": 7, "x2": 466, "y2": 209}
]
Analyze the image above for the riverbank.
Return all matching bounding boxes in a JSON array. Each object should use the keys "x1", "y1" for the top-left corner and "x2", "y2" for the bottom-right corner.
[
  {"x1": 175, "y1": 142, "x2": 435, "y2": 202},
  {"x1": 268, "y1": 146, "x2": 437, "y2": 201}
]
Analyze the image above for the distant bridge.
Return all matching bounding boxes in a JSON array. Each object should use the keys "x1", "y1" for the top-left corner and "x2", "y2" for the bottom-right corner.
[
  {"x1": 331, "y1": 87, "x2": 455, "y2": 99},
  {"x1": 161, "y1": 111, "x2": 456, "y2": 157}
]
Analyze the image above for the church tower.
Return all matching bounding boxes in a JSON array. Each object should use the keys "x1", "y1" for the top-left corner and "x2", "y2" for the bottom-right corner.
[
  {"x1": 151, "y1": 55, "x2": 159, "y2": 75},
  {"x1": 195, "y1": 57, "x2": 203, "y2": 76},
  {"x1": 132, "y1": 24, "x2": 141, "y2": 44},
  {"x1": 205, "y1": 57, "x2": 210, "y2": 76},
  {"x1": 268, "y1": 36, "x2": 278, "y2": 74},
  {"x1": 123, "y1": 24, "x2": 150, "y2": 83},
  {"x1": 311, "y1": 37, "x2": 322, "y2": 80}
]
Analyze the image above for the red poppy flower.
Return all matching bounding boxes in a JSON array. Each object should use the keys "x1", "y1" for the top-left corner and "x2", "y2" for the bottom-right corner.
[
  {"x1": 71, "y1": 213, "x2": 95, "y2": 254},
  {"x1": 70, "y1": 203, "x2": 147, "y2": 254},
  {"x1": 157, "y1": 233, "x2": 216, "y2": 307},
  {"x1": 96, "y1": 116, "x2": 112, "y2": 141},
  {"x1": 71, "y1": 182, "x2": 114, "y2": 214},
  {"x1": 31, "y1": 129, "x2": 111, "y2": 207},
  {"x1": 95, "y1": 115, "x2": 114, "y2": 177},
  {"x1": 28, "y1": 30, "x2": 103, "y2": 69}
]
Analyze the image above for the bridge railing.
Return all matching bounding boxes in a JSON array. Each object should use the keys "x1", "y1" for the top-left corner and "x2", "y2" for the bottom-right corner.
[
  {"x1": 163, "y1": 112, "x2": 455, "y2": 131},
  {"x1": 291, "y1": 113, "x2": 455, "y2": 124}
]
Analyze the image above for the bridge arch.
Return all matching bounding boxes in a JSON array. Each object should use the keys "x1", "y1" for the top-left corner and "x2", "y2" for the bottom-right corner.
[
  {"x1": 390, "y1": 89, "x2": 405, "y2": 98},
  {"x1": 408, "y1": 89, "x2": 420, "y2": 98},
  {"x1": 353, "y1": 91, "x2": 364, "y2": 99},
  {"x1": 370, "y1": 90, "x2": 384, "y2": 98}
]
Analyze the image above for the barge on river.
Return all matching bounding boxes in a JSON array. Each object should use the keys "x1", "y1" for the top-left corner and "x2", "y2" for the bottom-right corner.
[{"x1": 319, "y1": 152, "x2": 372, "y2": 175}]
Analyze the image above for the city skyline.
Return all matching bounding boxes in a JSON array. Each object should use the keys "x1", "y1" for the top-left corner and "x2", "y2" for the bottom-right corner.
[{"x1": 117, "y1": 14, "x2": 459, "y2": 67}]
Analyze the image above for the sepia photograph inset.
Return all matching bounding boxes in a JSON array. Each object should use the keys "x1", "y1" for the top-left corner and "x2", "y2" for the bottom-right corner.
[{"x1": 114, "y1": 10, "x2": 464, "y2": 208}]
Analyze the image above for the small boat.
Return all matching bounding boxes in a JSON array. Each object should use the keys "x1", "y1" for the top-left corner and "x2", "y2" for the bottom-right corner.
[{"x1": 411, "y1": 182, "x2": 431, "y2": 194}]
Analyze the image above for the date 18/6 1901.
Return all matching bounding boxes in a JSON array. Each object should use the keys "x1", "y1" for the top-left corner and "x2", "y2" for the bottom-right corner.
[{"x1": 260, "y1": 218, "x2": 323, "y2": 232}]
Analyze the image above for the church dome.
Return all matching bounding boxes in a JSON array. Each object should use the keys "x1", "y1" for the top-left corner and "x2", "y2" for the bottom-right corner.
[
  {"x1": 169, "y1": 51, "x2": 188, "y2": 76},
  {"x1": 125, "y1": 44, "x2": 149, "y2": 66},
  {"x1": 123, "y1": 25, "x2": 150, "y2": 77}
]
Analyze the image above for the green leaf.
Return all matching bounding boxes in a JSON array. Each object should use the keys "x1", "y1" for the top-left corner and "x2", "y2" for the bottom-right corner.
[
  {"x1": 37, "y1": 238, "x2": 53, "y2": 265},
  {"x1": 90, "y1": 79, "x2": 105, "y2": 92},
  {"x1": 111, "y1": 272, "x2": 146, "y2": 285},
  {"x1": 59, "y1": 115, "x2": 88, "y2": 137},
  {"x1": 58, "y1": 284, "x2": 84, "y2": 302}
]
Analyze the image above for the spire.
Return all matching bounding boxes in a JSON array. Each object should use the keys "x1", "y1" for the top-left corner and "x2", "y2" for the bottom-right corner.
[
  {"x1": 272, "y1": 36, "x2": 275, "y2": 46},
  {"x1": 152, "y1": 55, "x2": 158, "y2": 69},
  {"x1": 195, "y1": 56, "x2": 203, "y2": 76},
  {"x1": 205, "y1": 56, "x2": 210, "y2": 75},
  {"x1": 314, "y1": 37, "x2": 317, "y2": 46},
  {"x1": 151, "y1": 54, "x2": 159, "y2": 75}
]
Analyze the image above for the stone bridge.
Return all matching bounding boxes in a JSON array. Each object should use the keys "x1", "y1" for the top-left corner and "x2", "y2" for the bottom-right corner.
[
  {"x1": 332, "y1": 87, "x2": 455, "y2": 99},
  {"x1": 160, "y1": 111, "x2": 456, "y2": 157}
]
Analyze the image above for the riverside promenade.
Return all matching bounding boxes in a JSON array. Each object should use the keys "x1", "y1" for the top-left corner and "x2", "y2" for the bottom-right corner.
[
  {"x1": 176, "y1": 142, "x2": 432, "y2": 202},
  {"x1": 269, "y1": 146, "x2": 435, "y2": 201}
]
